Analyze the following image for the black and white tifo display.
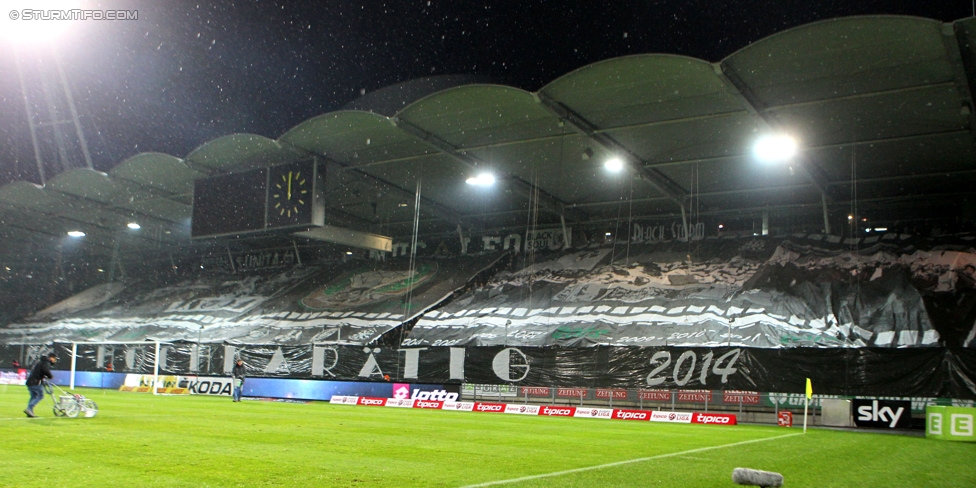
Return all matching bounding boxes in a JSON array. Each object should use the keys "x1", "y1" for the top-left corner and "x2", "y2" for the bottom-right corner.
[{"x1": 2, "y1": 232, "x2": 976, "y2": 399}]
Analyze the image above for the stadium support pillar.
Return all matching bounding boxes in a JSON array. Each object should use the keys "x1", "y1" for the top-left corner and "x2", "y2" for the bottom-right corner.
[
  {"x1": 292, "y1": 240, "x2": 303, "y2": 265},
  {"x1": 560, "y1": 215, "x2": 570, "y2": 250},
  {"x1": 153, "y1": 341, "x2": 161, "y2": 396},
  {"x1": 69, "y1": 342, "x2": 77, "y2": 390},
  {"x1": 680, "y1": 205, "x2": 689, "y2": 241},
  {"x1": 822, "y1": 193, "x2": 832, "y2": 235},
  {"x1": 457, "y1": 225, "x2": 468, "y2": 255},
  {"x1": 108, "y1": 232, "x2": 124, "y2": 283},
  {"x1": 762, "y1": 209, "x2": 769, "y2": 236}
]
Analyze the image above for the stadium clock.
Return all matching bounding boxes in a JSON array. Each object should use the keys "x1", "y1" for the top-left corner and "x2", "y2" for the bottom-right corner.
[
  {"x1": 272, "y1": 169, "x2": 308, "y2": 217},
  {"x1": 266, "y1": 161, "x2": 318, "y2": 228},
  {"x1": 192, "y1": 160, "x2": 324, "y2": 238}
]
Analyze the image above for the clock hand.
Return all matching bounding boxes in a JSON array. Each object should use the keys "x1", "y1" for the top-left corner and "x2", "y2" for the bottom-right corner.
[{"x1": 287, "y1": 173, "x2": 292, "y2": 200}]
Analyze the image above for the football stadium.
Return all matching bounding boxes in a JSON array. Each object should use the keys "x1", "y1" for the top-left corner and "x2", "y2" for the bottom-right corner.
[{"x1": 2, "y1": 11, "x2": 976, "y2": 488}]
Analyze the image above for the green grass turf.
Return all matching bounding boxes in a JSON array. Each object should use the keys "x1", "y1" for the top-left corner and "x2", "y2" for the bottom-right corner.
[{"x1": 2, "y1": 385, "x2": 974, "y2": 487}]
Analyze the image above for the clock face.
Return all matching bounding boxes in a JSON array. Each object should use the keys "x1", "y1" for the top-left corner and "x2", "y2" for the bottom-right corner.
[
  {"x1": 271, "y1": 169, "x2": 308, "y2": 218},
  {"x1": 266, "y1": 162, "x2": 318, "y2": 228}
]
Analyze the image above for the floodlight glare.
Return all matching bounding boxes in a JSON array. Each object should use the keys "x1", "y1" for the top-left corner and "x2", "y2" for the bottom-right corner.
[
  {"x1": 67, "y1": 230, "x2": 85, "y2": 237},
  {"x1": 465, "y1": 173, "x2": 495, "y2": 186},
  {"x1": 753, "y1": 134, "x2": 797, "y2": 163},
  {"x1": 604, "y1": 157, "x2": 625, "y2": 172},
  {"x1": 2, "y1": 0, "x2": 81, "y2": 44},
  {"x1": 127, "y1": 222, "x2": 141, "y2": 230}
]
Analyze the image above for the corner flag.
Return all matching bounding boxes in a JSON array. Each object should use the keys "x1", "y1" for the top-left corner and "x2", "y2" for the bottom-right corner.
[{"x1": 803, "y1": 378, "x2": 813, "y2": 433}]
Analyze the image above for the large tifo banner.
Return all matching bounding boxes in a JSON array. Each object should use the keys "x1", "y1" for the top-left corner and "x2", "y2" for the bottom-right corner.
[
  {"x1": 410, "y1": 234, "x2": 976, "y2": 349},
  {"x1": 7, "y1": 232, "x2": 976, "y2": 349},
  {"x1": 4, "y1": 343, "x2": 974, "y2": 399},
  {"x1": 0, "y1": 253, "x2": 501, "y2": 346}
]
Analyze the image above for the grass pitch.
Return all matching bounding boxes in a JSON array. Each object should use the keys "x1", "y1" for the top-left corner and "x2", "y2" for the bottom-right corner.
[{"x1": 2, "y1": 385, "x2": 974, "y2": 487}]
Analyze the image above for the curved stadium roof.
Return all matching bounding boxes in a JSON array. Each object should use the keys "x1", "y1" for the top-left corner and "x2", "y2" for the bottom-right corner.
[{"x1": 1, "y1": 15, "x2": 975, "y2": 264}]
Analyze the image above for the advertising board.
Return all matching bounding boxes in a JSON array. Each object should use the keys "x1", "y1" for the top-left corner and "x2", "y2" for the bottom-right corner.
[
  {"x1": 384, "y1": 398, "x2": 415, "y2": 408},
  {"x1": 556, "y1": 388, "x2": 588, "y2": 398},
  {"x1": 538, "y1": 406, "x2": 576, "y2": 417},
  {"x1": 650, "y1": 411, "x2": 693, "y2": 423},
  {"x1": 411, "y1": 400, "x2": 442, "y2": 409},
  {"x1": 505, "y1": 404, "x2": 541, "y2": 415},
  {"x1": 926, "y1": 406, "x2": 976, "y2": 442},
  {"x1": 330, "y1": 395, "x2": 359, "y2": 405},
  {"x1": 638, "y1": 389, "x2": 671, "y2": 401},
  {"x1": 852, "y1": 399, "x2": 911, "y2": 429},
  {"x1": 691, "y1": 413, "x2": 737, "y2": 425},
  {"x1": 722, "y1": 391, "x2": 760, "y2": 405},
  {"x1": 357, "y1": 396, "x2": 388, "y2": 407},
  {"x1": 573, "y1": 407, "x2": 614, "y2": 419},
  {"x1": 474, "y1": 402, "x2": 506, "y2": 413},
  {"x1": 612, "y1": 409, "x2": 650, "y2": 421},
  {"x1": 442, "y1": 401, "x2": 476, "y2": 412}
]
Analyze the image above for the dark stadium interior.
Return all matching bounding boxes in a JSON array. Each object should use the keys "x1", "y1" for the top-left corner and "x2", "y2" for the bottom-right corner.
[{"x1": 3, "y1": 16, "x2": 976, "y2": 323}]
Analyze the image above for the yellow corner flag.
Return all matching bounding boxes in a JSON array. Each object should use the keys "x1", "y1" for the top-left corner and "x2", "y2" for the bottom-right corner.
[{"x1": 805, "y1": 378, "x2": 813, "y2": 400}]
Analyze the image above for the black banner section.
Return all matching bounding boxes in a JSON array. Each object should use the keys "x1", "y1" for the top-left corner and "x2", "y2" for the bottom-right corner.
[
  {"x1": 852, "y1": 399, "x2": 912, "y2": 428},
  {"x1": 2, "y1": 343, "x2": 974, "y2": 400}
]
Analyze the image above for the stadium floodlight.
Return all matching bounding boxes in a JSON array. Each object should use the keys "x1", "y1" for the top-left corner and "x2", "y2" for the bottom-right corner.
[
  {"x1": 67, "y1": 230, "x2": 85, "y2": 237},
  {"x1": 465, "y1": 173, "x2": 495, "y2": 186},
  {"x1": 753, "y1": 134, "x2": 797, "y2": 163},
  {"x1": 2, "y1": 0, "x2": 81, "y2": 44},
  {"x1": 604, "y1": 157, "x2": 625, "y2": 173},
  {"x1": 127, "y1": 222, "x2": 141, "y2": 230}
]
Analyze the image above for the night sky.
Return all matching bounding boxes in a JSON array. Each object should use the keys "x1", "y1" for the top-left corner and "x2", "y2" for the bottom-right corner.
[{"x1": 0, "y1": 0, "x2": 971, "y2": 187}]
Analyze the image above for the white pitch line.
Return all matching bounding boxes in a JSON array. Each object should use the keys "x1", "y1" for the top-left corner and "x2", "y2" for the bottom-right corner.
[
  {"x1": 0, "y1": 417, "x2": 54, "y2": 421},
  {"x1": 460, "y1": 432, "x2": 803, "y2": 488}
]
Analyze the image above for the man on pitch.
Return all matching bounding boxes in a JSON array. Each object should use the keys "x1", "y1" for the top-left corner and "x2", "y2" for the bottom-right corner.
[
  {"x1": 232, "y1": 358, "x2": 246, "y2": 402},
  {"x1": 25, "y1": 352, "x2": 57, "y2": 418}
]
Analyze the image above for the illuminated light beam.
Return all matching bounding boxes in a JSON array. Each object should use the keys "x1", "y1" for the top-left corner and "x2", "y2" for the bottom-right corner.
[
  {"x1": 753, "y1": 134, "x2": 798, "y2": 163},
  {"x1": 1, "y1": 0, "x2": 82, "y2": 45}
]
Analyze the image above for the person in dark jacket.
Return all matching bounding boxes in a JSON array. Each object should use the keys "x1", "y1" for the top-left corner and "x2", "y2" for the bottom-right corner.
[
  {"x1": 25, "y1": 353, "x2": 57, "y2": 417},
  {"x1": 231, "y1": 359, "x2": 246, "y2": 402}
]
